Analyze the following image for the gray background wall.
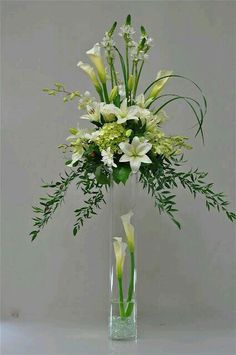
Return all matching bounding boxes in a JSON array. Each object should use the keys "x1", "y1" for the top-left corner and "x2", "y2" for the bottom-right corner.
[{"x1": 1, "y1": 1, "x2": 235, "y2": 325}]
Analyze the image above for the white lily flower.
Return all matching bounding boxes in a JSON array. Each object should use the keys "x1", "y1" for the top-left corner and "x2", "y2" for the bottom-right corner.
[
  {"x1": 101, "y1": 147, "x2": 117, "y2": 168},
  {"x1": 84, "y1": 131, "x2": 100, "y2": 142},
  {"x1": 86, "y1": 43, "x2": 106, "y2": 84},
  {"x1": 77, "y1": 61, "x2": 101, "y2": 90},
  {"x1": 135, "y1": 93, "x2": 153, "y2": 108},
  {"x1": 119, "y1": 136, "x2": 152, "y2": 173},
  {"x1": 121, "y1": 211, "x2": 135, "y2": 252},
  {"x1": 116, "y1": 99, "x2": 139, "y2": 124},
  {"x1": 81, "y1": 102, "x2": 102, "y2": 122},
  {"x1": 113, "y1": 237, "x2": 127, "y2": 278},
  {"x1": 149, "y1": 70, "x2": 173, "y2": 99},
  {"x1": 100, "y1": 103, "x2": 117, "y2": 122}
]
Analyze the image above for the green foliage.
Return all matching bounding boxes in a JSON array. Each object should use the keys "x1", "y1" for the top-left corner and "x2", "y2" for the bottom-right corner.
[
  {"x1": 30, "y1": 162, "x2": 106, "y2": 240},
  {"x1": 30, "y1": 170, "x2": 78, "y2": 241},
  {"x1": 140, "y1": 156, "x2": 236, "y2": 228},
  {"x1": 112, "y1": 164, "x2": 131, "y2": 184}
]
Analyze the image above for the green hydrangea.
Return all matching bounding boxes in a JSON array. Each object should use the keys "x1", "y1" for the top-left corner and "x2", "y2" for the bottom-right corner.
[
  {"x1": 95, "y1": 123, "x2": 127, "y2": 153},
  {"x1": 145, "y1": 128, "x2": 192, "y2": 157}
]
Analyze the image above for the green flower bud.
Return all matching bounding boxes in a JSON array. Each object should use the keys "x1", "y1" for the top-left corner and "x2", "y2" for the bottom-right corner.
[
  {"x1": 109, "y1": 86, "x2": 118, "y2": 102},
  {"x1": 128, "y1": 75, "x2": 134, "y2": 91},
  {"x1": 126, "y1": 14, "x2": 131, "y2": 25},
  {"x1": 125, "y1": 129, "x2": 132, "y2": 137},
  {"x1": 108, "y1": 21, "x2": 117, "y2": 37}
]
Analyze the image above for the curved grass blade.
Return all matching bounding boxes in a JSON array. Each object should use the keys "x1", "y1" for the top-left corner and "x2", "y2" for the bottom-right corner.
[
  {"x1": 113, "y1": 46, "x2": 128, "y2": 98},
  {"x1": 152, "y1": 93, "x2": 205, "y2": 142},
  {"x1": 144, "y1": 74, "x2": 207, "y2": 117}
]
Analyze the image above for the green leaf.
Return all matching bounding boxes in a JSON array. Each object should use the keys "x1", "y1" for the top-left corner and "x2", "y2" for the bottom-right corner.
[
  {"x1": 113, "y1": 165, "x2": 131, "y2": 184},
  {"x1": 95, "y1": 165, "x2": 110, "y2": 185},
  {"x1": 73, "y1": 226, "x2": 77, "y2": 236}
]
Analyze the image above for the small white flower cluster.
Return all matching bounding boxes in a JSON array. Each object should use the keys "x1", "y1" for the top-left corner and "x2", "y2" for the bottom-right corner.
[
  {"x1": 101, "y1": 32, "x2": 116, "y2": 59},
  {"x1": 119, "y1": 24, "x2": 135, "y2": 40},
  {"x1": 130, "y1": 37, "x2": 154, "y2": 62}
]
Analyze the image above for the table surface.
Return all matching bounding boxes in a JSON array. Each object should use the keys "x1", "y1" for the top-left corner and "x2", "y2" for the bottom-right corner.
[{"x1": 1, "y1": 314, "x2": 236, "y2": 355}]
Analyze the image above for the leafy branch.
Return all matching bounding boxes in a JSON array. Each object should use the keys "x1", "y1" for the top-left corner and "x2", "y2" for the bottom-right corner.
[
  {"x1": 140, "y1": 157, "x2": 236, "y2": 229},
  {"x1": 73, "y1": 167, "x2": 106, "y2": 236},
  {"x1": 30, "y1": 162, "x2": 106, "y2": 241},
  {"x1": 30, "y1": 170, "x2": 77, "y2": 241}
]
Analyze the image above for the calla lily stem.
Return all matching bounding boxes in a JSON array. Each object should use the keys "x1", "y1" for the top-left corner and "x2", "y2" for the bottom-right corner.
[
  {"x1": 118, "y1": 276, "x2": 125, "y2": 318},
  {"x1": 125, "y1": 250, "x2": 135, "y2": 317}
]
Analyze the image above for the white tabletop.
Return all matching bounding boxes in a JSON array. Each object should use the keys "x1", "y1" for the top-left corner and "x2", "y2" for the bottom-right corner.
[{"x1": 1, "y1": 315, "x2": 235, "y2": 355}]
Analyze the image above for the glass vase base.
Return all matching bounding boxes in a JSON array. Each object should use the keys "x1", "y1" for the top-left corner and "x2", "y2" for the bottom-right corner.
[{"x1": 109, "y1": 315, "x2": 137, "y2": 340}]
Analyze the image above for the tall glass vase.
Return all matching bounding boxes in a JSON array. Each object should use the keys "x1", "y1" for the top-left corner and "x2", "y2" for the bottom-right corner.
[{"x1": 109, "y1": 173, "x2": 138, "y2": 340}]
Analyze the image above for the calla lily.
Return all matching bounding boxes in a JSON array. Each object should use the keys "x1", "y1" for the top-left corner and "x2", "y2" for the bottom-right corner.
[
  {"x1": 113, "y1": 237, "x2": 127, "y2": 278},
  {"x1": 119, "y1": 136, "x2": 152, "y2": 173},
  {"x1": 148, "y1": 70, "x2": 173, "y2": 99},
  {"x1": 121, "y1": 211, "x2": 135, "y2": 252},
  {"x1": 77, "y1": 61, "x2": 101, "y2": 91},
  {"x1": 86, "y1": 43, "x2": 106, "y2": 84}
]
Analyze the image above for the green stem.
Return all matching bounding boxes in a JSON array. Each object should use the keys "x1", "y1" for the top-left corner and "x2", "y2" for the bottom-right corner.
[
  {"x1": 111, "y1": 62, "x2": 118, "y2": 86},
  {"x1": 126, "y1": 43, "x2": 129, "y2": 79},
  {"x1": 133, "y1": 60, "x2": 144, "y2": 100},
  {"x1": 125, "y1": 251, "x2": 135, "y2": 317},
  {"x1": 102, "y1": 83, "x2": 109, "y2": 103},
  {"x1": 118, "y1": 276, "x2": 125, "y2": 318}
]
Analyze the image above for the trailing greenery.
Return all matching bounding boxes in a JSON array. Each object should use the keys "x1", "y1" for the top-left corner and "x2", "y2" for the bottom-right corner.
[
  {"x1": 30, "y1": 163, "x2": 106, "y2": 241},
  {"x1": 140, "y1": 156, "x2": 236, "y2": 228}
]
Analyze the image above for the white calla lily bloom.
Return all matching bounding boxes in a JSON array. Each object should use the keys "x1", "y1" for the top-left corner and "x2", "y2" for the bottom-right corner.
[
  {"x1": 86, "y1": 43, "x2": 106, "y2": 83},
  {"x1": 121, "y1": 211, "x2": 135, "y2": 252},
  {"x1": 119, "y1": 136, "x2": 152, "y2": 173},
  {"x1": 113, "y1": 237, "x2": 127, "y2": 278},
  {"x1": 77, "y1": 61, "x2": 101, "y2": 89},
  {"x1": 101, "y1": 147, "x2": 117, "y2": 168},
  {"x1": 115, "y1": 99, "x2": 139, "y2": 124},
  {"x1": 149, "y1": 70, "x2": 173, "y2": 99}
]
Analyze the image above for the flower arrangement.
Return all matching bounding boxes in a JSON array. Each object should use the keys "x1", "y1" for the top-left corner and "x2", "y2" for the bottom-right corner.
[{"x1": 30, "y1": 15, "x2": 235, "y2": 242}]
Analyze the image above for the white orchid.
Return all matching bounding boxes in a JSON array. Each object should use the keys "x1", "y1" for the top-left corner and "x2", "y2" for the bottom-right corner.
[
  {"x1": 115, "y1": 99, "x2": 139, "y2": 124},
  {"x1": 78, "y1": 91, "x2": 95, "y2": 110},
  {"x1": 121, "y1": 211, "x2": 135, "y2": 252},
  {"x1": 149, "y1": 70, "x2": 173, "y2": 99},
  {"x1": 101, "y1": 147, "x2": 117, "y2": 168},
  {"x1": 119, "y1": 136, "x2": 152, "y2": 173},
  {"x1": 84, "y1": 130, "x2": 100, "y2": 142},
  {"x1": 77, "y1": 61, "x2": 101, "y2": 90},
  {"x1": 86, "y1": 43, "x2": 106, "y2": 84},
  {"x1": 81, "y1": 102, "x2": 102, "y2": 122},
  {"x1": 113, "y1": 237, "x2": 127, "y2": 278}
]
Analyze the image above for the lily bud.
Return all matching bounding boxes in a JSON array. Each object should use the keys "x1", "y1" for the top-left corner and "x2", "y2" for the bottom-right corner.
[
  {"x1": 125, "y1": 129, "x2": 132, "y2": 138},
  {"x1": 121, "y1": 211, "x2": 135, "y2": 252},
  {"x1": 86, "y1": 43, "x2": 107, "y2": 84},
  {"x1": 113, "y1": 237, "x2": 127, "y2": 278},
  {"x1": 77, "y1": 61, "x2": 102, "y2": 92},
  {"x1": 128, "y1": 75, "x2": 134, "y2": 91},
  {"x1": 109, "y1": 86, "x2": 118, "y2": 102},
  {"x1": 149, "y1": 70, "x2": 173, "y2": 99}
]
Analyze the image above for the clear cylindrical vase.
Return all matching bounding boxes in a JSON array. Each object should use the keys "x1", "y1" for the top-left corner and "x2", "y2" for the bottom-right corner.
[{"x1": 109, "y1": 173, "x2": 138, "y2": 340}]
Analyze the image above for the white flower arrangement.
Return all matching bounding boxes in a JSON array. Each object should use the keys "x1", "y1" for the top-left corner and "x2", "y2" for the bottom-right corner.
[{"x1": 30, "y1": 15, "x2": 235, "y2": 241}]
